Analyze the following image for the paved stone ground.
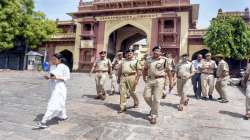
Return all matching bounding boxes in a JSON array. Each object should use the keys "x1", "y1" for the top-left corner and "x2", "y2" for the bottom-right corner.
[{"x1": 0, "y1": 71, "x2": 250, "y2": 140}]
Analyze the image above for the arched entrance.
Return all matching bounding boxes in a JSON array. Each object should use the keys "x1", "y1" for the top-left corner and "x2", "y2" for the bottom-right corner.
[
  {"x1": 60, "y1": 49, "x2": 73, "y2": 71},
  {"x1": 192, "y1": 49, "x2": 209, "y2": 60},
  {"x1": 107, "y1": 24, "x2": 147, "y2": 61}
]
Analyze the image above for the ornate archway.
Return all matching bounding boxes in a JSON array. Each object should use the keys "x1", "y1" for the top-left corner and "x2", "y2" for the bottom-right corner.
[
  {"x1": 104, "y1": 19, "x2": 152, "y2": 52},
  {"x1": 107, "y1": 24, "x2": 147, "y2": 61}
]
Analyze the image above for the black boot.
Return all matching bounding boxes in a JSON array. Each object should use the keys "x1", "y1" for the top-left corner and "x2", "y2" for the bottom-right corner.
[
  {"x1": 201, "y1": 96, "x2": 208, "y2": 100},
  {"x1": 209, "y1": 95, "x2": 213, "y2": 100}
]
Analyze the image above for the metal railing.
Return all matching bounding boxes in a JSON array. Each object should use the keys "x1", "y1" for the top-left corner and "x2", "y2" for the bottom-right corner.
[
  {"x1": 82, "y1": 31, "x2": 95, "y2": 36},
  {"x1": 163, "y1": 28, "x2": 175, "y2": 33},
  {"x1": 159, "y1": 42, "x2": 177, "y2": 47},
  {"x1": 188, "y1": 29, "x2": 207, "y2": 36},
  {"x1": 51, "y1": 33, "x2": 76, "y2": 39}
]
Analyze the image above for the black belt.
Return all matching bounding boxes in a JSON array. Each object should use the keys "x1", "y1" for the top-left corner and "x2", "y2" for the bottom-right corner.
[
  {"x1": 149, "y1": 75, "x2": 165, "y2": 79},
  {"x1": 177, "y1": 76, "x2": 182, "y2": 79},
  {"x1": 122, "y1": 73, "x2": 136, "y2": 77},
  {"x1": 202, "y1": 72, "x2": 213, "y2": 75}
]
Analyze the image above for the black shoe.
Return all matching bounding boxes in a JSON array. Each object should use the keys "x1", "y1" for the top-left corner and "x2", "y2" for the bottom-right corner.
[
  {"x1": 195, "y1": 95, "x2": 200, "y2": 100},
  {"x1": 201, "y1": 97, "x2": 208, "y2": 100},
  {"x1": 95, "y1": 95, "x2": 101, "y2": 99},
  {"x1": 126, "y1": 94, "x2": 130, "y2": 99},
  {"x1": 217, "y1": 97, "x2": 223, "y2": 101},
  {"x1": 100, "y1": 95, "x2": 106, "y2": 100},
  {"x1": 244, "y1": 115, "x2": 250, "y2": 120},
  {"x1": 110, "y1": 91, "x2": 115, "y2": 95},
  {"x1": 162, "y1": 93, "x2": 166, "y2": 99},
  {"x1": 209, "y1": 95, "x2": 213, "y2": 100},
  {"x1": 244, "y1": 116, "x2": 249, "y2": 120},
  {"x1": 219, "y1": 99, "x2": 229, "y2": 103},
  {"x1": 118, "y1": 108, "x2": 126, "y2": 113}
]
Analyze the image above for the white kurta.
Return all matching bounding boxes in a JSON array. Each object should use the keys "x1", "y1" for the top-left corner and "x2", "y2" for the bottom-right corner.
[{"x1": 42, "y1": 63, "x2": 70, "y2": 123}]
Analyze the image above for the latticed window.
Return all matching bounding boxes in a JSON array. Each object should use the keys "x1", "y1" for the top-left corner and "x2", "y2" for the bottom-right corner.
[
  {"x1": 84, "y1": 24, "x2": 92, "y2": 31},
  {"x1": 164, "y1": 20, "x2": 174, "y2": 29}
]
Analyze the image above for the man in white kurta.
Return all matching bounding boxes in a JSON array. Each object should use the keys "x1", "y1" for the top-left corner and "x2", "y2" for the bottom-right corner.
[{"x1": 38, "y1": 63, "x2": 70, "y2": 128}]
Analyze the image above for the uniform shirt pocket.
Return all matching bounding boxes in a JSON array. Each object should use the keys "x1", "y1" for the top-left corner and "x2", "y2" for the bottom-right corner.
[
  {"x1": 155, "y1": 62, "x2": 164, "y2": 71},
  {"x1": 130, "y1": 61, "x2": 137, "y2": 70}
]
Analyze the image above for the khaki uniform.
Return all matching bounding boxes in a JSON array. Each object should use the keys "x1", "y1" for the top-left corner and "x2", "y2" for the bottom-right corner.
[
  {"x1": 119, "y1": 59, "x2": 141, "y2": 110},
  {"x1": 246, "y1": 64, "x2": 250, "y2": 112},
  {"x1": 201, "y1": 60, "x2": 217, "y2": 97},
  {"x1": 215, "y1": 60, "x2": 229, "y2": 100},
  {"x1": 164, "y1": 58, "x2": 175, "y2": 91},
  {"x1": 94, "y1": 58, "x2": 112, "y2": 95},
  {"x1": 144, "y1": 56, "x2": 171, "y2": 117},
  {"x1": 176, "y1": 61, "x2": 195, "y2": 105},
  {"x1": 111, "y1": 58, "x2": 123, "y2": 93}
]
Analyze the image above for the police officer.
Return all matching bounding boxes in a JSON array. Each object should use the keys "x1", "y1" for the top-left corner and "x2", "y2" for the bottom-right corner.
[
  {"x1": 214, "y1": 54, "x2": 230, "y2": 103},
  {"x1": 111, "y1": 51, "x2": 124, "y2": 95},
  {"x1": 143, "y1": 46, "x2": 172, "y2": 124},
  {"x1": 176, "y1": 54, "x2": 195, "y2": 111},
  {"x1": 90, "y1": 50, "x2": 112, "y2": 100},
  {"x1": 117, "y1": 48, "x2": 142, "y2": 113},
  {"x1": 162, "y1": 52, "x2": 175, "y2": 98},
  {"x1": 200, "y1": 53, "x2": 217, "y2": 100}
]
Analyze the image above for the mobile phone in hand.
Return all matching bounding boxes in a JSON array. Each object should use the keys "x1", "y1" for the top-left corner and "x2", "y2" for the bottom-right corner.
[{"x1": 50, "y1": 73, "x2": 55, "y2": 78}]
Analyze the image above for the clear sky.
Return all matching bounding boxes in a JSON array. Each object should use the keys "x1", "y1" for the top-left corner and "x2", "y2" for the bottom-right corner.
[{"x1": 35, "y1": 0, "x2": 250, "y2": 28}]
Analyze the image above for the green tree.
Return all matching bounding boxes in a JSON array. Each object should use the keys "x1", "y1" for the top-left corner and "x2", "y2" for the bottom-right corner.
[
  {"x1": 204, "y1": 16, "x2": 250, "y2": 60},
  {"x1": 0, "y1": 0, "x2": 58, "y2": 50}
]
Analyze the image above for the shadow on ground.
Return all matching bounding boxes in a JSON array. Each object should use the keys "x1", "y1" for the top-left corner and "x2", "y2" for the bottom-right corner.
[
  {"x1": 219, "y1": 110, "x2": 244, "y2": 118},
  {"x1": 104, "y1": 103, "x2": 148, "y2": 120},
  {"x1": 81, "y1": 94, "x2": 97, "y2": 99},
  {"x1": 160, "y1": 102, "x2": 178, "y2": 109}
]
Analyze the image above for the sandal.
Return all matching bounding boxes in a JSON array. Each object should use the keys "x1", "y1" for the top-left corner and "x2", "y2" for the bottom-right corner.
[
  {"x1": 184, "y1": 98, "x2": 189, "y2": 106},
  {"x1": 150, "y1": 118, "x2": 157, "y2": 125},
  {"x1": 177, "y1": 105, "x2": 183, "y2": 111},
  {"x1": 147, "y1": 115, "x2": 153, "y2": 121}
]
